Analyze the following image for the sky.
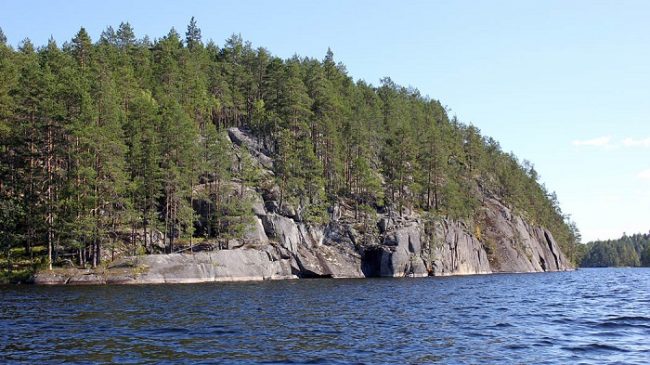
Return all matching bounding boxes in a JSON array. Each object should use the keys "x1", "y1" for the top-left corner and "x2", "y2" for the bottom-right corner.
[{"x1": 2, "y1": 0, "x2": 649, "y2": 242}]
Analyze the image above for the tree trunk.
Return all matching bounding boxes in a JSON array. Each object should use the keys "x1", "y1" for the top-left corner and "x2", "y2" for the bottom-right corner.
[
  {"x1": 165, "y1": 193, "x2": 170, "y2": 253},
  {"x1": 46, "y1": 121, "x2": 54, "y2": 270}
]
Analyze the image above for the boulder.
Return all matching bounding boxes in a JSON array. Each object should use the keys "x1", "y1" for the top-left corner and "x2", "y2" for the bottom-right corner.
[
  {"x1": 294, "y1": 244, "x2": 364, "y2": 278},
  {"x1": 261, "y1": 214, "x2": 301, "y2": 254}
]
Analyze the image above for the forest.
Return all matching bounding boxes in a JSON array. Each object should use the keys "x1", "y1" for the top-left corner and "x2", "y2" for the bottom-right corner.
[
  {"x1": 0, "y1": 19, "x2": 581, "y2": 280},
  {"x1": 579, "y1": 232, "x2": 650, "y2": 267}
]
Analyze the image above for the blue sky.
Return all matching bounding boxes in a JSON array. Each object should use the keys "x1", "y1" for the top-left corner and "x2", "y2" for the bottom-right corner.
[{"x1": 2, "y1": 0, "x2": 649, "y2": 242}]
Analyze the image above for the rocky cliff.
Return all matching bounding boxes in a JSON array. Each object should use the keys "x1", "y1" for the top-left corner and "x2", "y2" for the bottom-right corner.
[{"x1": 34, "y1": 128, "x2": 572, "y2": 285}]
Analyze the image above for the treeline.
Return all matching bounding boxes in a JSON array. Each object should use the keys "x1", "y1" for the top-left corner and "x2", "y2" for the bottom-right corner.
[
  {"x1": 580, "y1": 232, "x2": 650, "y2": 267},
  {"x1": 0, "y1": 19, "x2": 580, "y2": 271}
]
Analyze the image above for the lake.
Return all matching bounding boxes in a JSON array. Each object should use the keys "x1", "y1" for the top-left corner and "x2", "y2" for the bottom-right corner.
[{"x1": 1, "y1": 268, "x2": 649, "y2": 364}]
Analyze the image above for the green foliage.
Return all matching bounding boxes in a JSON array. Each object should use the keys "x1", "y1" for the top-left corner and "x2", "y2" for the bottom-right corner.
[
  {"x1": 580, "y1": 232, "x2": 650, "y2": 267},
  {"x1": 0, "y1": 22, "x2": 580, "y2": 268}
]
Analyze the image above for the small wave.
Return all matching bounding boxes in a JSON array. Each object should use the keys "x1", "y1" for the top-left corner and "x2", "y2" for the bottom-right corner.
[
  {"x1": 596, "y1": 322, "x2": 650, "y2": 330},
  {"x1": 551, "y1": 317, "x2": 573, "y2": 325},
  {"x1": 504, "y1": 344, "x2": 528, "y2": 350},
  {"x1": 592, "y1": 330, "x2": 625, "y2": 338},
  {"x1": 594, "y1": 316, "x2": 650, "y2": 330},
  {"x1": 563, "y1": 343, "x2": 630, "y2": 353},
  {"x1": 534, "y1": 339, "x2": 555, "y2": 346},
  {"x1": 144, "y1": 327, "x2": 191, "y2": 335},
  {"x1": 607, "y1": 315, "x2": 650, "y2": 322},
  {"x1": 491, "y1": 322, "x2": 514, "y2": 328},
  {"x1": 208, "y1": 329, "x2": 237, "y2": 335}
]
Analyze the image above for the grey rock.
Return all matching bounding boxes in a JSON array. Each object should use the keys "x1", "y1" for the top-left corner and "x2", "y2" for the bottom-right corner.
[
  {"x1": 242, "y1": 217, "x2": 269, "y2": 244},
  {"x1": 129, "y1": 249, "x2": 297, "y2": 283},
  {"x1": 330, "y1": 204, "x2": 341, "y2": 222},
  {"x1": 264, "y1": 200, "x2": 279, "y2": 214},
  {"x1": 226, "y1": 239, "x2": 244, "y2": 250},
  {"x1": 249, "y1": 191, "x2": 267, "y2": 217},
  {"x1": 430, "y1": 221, "x2": 492, "y2": 276},
  {"x1": 323, "y1": 223, "x2": 354, "y2": 247},
  {"x1": 294, "y1": 244, "x2": 364, "y2": 278},
  {"x1": 298, "y1": 223, "x2": 324, "y2": 248},
  {"x1": 68, "y1": 273, "x2": 107, "y2": 285},
  {"x1": 262, "y1": 214, "x2": 301, "y2": 254},
  {"x1": 227, "y1": 128, "x2": 274, "y2": 169},
  {"x1": 279, "y1": 204, "x2": 298, "y2": 219},
  {"x1": 378, "y1": 217, "x2": 393, "y2": 233},
  {"x1": 480, "y1": 198, "x2": 572, "y2": 273},
  {"x1": 378, "y1": 224, "x2": 429, "y2": 277},
  {"x1": 33, "y1": 272, "x2": 70, "y2": 285}
]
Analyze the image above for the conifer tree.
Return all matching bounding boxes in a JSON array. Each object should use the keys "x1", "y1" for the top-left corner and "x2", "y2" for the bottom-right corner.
[
  {"x1": 185, "y1": 17, "x2": 202, "y2": 51},
  {"x1": 126, "y1": 91, "x2": 162, "y2": 253},
  {"x1": 0, "y1": 27, "x2": 7, "y2": 45}
]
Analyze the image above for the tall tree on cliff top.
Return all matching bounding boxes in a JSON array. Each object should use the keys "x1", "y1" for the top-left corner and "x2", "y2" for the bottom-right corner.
[{"x1": 185, "y1": 17, "x2": 202, "y2": 51}]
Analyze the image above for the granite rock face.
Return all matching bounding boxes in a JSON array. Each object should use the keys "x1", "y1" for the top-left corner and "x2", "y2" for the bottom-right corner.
[
  {"x1": 480, "y1": 198, "x2": 571, "y2": 273},
  {"x1": 430, "y1": 220, "x2": 492, "y2": 276},
  {"x1": 35, "y1": 246, "x2": 297, "y2": 285},
  {"x1": 35, "y1": 128, "x2": 572, "y2": 285},
  {"x1": 371, "y1": 223, "x2": 429, "y2": 277}
]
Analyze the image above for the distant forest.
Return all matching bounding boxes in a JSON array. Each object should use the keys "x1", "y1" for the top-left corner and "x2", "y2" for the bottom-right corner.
[
  {"x1": 0, "y1": 19, "x2": 581, "y2": 274},
  {"x1": 580, "y1": 232, "x2": 650, "y2": 267}
]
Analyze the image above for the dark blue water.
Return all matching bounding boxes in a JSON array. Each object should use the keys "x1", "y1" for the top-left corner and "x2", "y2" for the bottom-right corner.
[{"x1": 1, "y1": 268, "x2": 649, "y2": 364}]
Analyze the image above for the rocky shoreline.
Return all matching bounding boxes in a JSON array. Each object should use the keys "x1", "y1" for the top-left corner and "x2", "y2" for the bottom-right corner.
[
  {"x1": 33, "y1": 128, "x2": 573, "y2": 286},
  {"x1": 34, "y1": 197, "x2": 572, "y2": 286}
]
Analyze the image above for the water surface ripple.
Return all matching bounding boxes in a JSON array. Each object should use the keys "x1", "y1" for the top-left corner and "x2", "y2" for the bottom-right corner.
[{"x1": 1, "y1": 268, "x2": 649, "y2": 364}]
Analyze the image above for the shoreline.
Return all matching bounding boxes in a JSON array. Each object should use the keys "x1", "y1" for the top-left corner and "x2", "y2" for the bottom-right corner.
[{"x1": 28, "y1": 258, "x2": 573, "y2": 286}]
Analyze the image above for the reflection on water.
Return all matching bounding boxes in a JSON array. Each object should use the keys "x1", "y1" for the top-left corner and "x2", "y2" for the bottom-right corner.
[{"x1": 2, "y1": 268, "x2": 650, "y2": 364}]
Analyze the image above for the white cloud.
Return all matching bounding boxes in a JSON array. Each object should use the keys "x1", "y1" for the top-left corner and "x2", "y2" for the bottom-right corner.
[
  {"x1": 572, "y1": 136, "x2": 611, "y2": 147},
  {"x1": 623, "y1": 137, "x2": 650, "y2": 148},
  {"x1": 638, "y1": 169, "x2": 650, "y2": 181}
]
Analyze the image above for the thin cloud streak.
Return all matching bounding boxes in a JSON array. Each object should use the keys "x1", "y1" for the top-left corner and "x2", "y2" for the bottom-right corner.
[
  {"x1": 623, "y1": 137, "x2": 650, "y2": 148},
  {"x1": 571, "y1": 136, "x2": 650, "y2": 149},
  {"x1": 572, "y1": 136, "x2": 611, "y2": 147}
]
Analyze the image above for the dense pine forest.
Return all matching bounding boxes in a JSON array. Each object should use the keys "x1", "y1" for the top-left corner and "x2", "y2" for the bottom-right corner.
[
  {"x1": 580, "y1": 232, "x2": 650, "y2": 267},
  {"x1": 0, "y1": 20, "x2": 581, "y2": 279}
]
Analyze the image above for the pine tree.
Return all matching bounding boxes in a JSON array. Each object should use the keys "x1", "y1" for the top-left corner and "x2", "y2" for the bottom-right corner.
[
  {"x1": 99, "y1": 26, "x2": 118, "y2": 46},
  {"x1": 11, "y1": 38, "x2": 47, "y2": 259},
  {"x1": 70, "y1": 27, "x2": 93, "y2": 70},
  {"x1": 126, "y1": 91, "x2": 162, "y2": 253},
  {"x1": 116, "y1": 22, "x2": 136, "y2": 49},
  {"x1": 306, "y1": 59, "x2": 344, "y2": 195},
  {"x1": 158, "y1": 97, "x2": 199, "y2": 252},
  {"x1": 90, "y1": 65, "x2": 130, "y2": 263},
  {"x1": 185, "y1": 17, "x2": 202, "y2": 51}
]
